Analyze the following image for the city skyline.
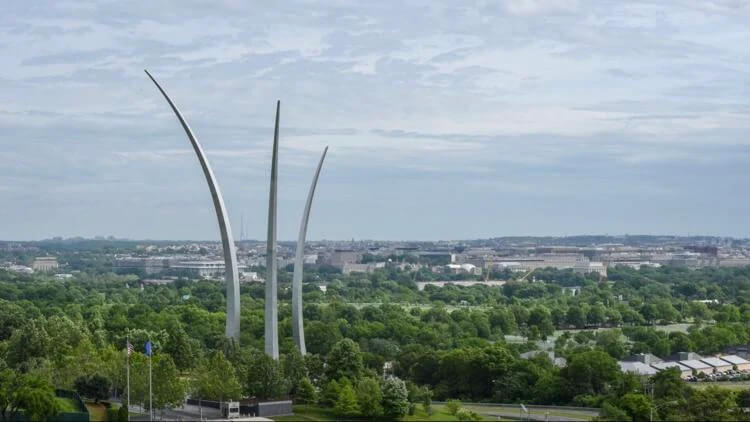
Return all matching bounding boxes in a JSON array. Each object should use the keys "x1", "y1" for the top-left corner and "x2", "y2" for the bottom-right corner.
[{"x1": 2, "y1": 1, "x2": 750, "y2": 240}]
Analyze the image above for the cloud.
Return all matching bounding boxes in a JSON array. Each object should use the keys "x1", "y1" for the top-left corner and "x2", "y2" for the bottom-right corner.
[
  {"x1": 1, "y1": 0, "x2": 750, "y2": 240},
  {"x1": 503, "y1": 0, "x2": 580, "y2": 16}
]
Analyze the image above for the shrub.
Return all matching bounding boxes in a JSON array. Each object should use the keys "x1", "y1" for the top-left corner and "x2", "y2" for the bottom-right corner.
[
  {"x1": 456, "y1": 408, "x2": 482, "y2": 421},
  {"x1": 445, "y1": 399, "x2": 462, "y2": 415}
]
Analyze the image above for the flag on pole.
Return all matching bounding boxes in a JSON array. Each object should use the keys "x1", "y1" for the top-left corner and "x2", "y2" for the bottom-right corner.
[
  {"x1": 145, "y1": 340, "x2": 152, "y2": 357},
  {"x1": 126, "y1": 341, "x2": 134, "y2": 356}
]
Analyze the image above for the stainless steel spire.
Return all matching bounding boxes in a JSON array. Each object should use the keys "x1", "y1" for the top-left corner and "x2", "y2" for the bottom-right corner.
[
  {"x1": 144, "y1": 70, "x2": 241, "y2": 342},
  {"x1": 265, "y1": 100, "x2": 281, "y2": 359},
  {"x1": 292, "y1": 146, "x2": 328, "y2": 355}
]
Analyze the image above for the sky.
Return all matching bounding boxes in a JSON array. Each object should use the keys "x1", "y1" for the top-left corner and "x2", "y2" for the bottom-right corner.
[{"x1": 1, "y1": 0, "x2": 750, "y2": 241}]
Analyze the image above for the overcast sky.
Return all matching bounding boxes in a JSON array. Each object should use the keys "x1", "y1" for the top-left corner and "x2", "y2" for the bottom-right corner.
[{"x1": 1, "y1": 0, "x2": 750, "y2": 241}]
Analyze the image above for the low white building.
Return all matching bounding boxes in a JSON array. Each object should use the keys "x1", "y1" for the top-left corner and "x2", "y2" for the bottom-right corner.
[
  {"x1": 720, "y1": 355, "x2": 750, "y2": 371},
  {"x1": 342, "y1": 262, "x2": 386, "y2": 275},
  {"x1": 619, "y1": 361, "x2": 658, "y2": 376},
  {"x1": 8, "y1": 265, "x2": 33, "y2": 274},
  {"x1": 680, "y1": 359, "x2": 714, "y2": 376},
  {"x1": 701, "y1": 357, "x2": 733, "y2": 373},
  {"x1": 650, "y1": 361, "x2": 692, "y2": 379},
  {"x1": 446, "y1": 263, "x2": 482, "y2": 276}
]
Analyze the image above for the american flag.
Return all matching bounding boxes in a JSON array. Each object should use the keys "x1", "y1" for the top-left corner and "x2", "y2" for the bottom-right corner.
[{"x1": 126, "y1": 341, "x2": 134, "y2": 356}]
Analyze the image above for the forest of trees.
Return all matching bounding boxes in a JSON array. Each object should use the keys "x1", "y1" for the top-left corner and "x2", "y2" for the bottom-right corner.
[{"x1": 3, "y1": 263, "x2": 750, "y2": 420}]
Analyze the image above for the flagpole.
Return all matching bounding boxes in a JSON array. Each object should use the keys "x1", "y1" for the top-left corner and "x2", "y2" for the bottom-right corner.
[
  {"x1": 148, "y1": 338, "x2": 153, "y2": 421},
  {"x1": 126, "y1": 332, "x2": 130, "y2": 422}
]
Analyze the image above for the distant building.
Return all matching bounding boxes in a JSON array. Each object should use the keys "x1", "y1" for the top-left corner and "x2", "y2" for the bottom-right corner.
[
  {"x1": 342, "y1": 262, "x2": 385, "y2": 275},
  {"x1": 619, "y1": 361, "x2": 658, "y2": 376},
  {"x1": 171, "y1": 260, "x2": 242, "y2": 278},
  {"x1": 722, "y1": 345, "x2": 750, "y2": 360},
  {"x1": 8, "y1": 265, "x2": 33, "y2": 274},
  {"x1": 113, "y1": 256, "x2": 168, "y2": 274},
  {"x1": 700, "y1": 357, "x2": 733, "y2": 373},
  {"x1": 54, "y1": 273, "x2": 73, "y2": 280},
  {"x1": 720, "y1": 355, "x2": 750, "y2": 371},
  {"x1": 445, "y1": 263, "x2": 482, "y2": 275},
  {"x1": 32, "y1": 257, "x2": 58, "y2": 272},
  {"x1": 241, "y1": 271, "x2": 261, "y2": 282},
  {"x1": 679, "y1": 359, "x2": 713, "y2": 376},
  {"x1": 650, "y1": 361, "x2": 692, "y2": 379},
  {"x1": 326, "y1": 250, "x2": 360, "y2": 268},
  {"x1": 416, "y1": 280, "x2": 506, "y2": 291},
  {"x1": 574, "y1": 260, "x2": 607, "y2": 277},
  {"x1": 624, "y1": 353, "x2": 663, "y2": 365}
]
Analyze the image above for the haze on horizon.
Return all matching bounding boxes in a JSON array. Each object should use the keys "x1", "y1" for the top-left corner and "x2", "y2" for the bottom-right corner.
[{"x1": 1, "y1": 1, "x2": 750, "y2": 241}]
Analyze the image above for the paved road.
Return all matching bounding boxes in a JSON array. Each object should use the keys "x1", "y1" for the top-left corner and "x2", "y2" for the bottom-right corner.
[{"x1": 480, "y1": 411, "x2": 589, "y2": 421}]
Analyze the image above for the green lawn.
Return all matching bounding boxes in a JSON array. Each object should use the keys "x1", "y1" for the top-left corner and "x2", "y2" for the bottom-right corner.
[
  {"x1": 689, "y1": 381, "x2": 750, "y2": 390},
  {"x1": 464, "y1": 404, "x2": 596, "y2": 421},
  {"x1": 404, "y1": 405, "x2": 462, "y2": 421},
  {"x1": 55, "y1": 397, "x2": 79, "y2": 413},
  {"x1": 273, "y1": 405, "x2": 337, "y2": 421}
]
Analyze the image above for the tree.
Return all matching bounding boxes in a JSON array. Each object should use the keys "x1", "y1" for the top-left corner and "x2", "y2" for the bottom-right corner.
[
  {"x1": 562, "y1": 350, "x2": 620, "y2": 396},
  {"x1": 305, "y1": 321, "x2": 342, "y2": 356},
  {"x1": 74, "y1": 374, "x2": 111, "y2": 403},
  {"x1": 566, "y1": 306, "x2": 586, "y2": 329},
  {"x1": 0, "y1": 371, "x2": 58, "y2": 422},
  {"x1": 193, "y1": 352, "x2": 242, "y2": 402},
  {"x1": 687, "y1": 386, "x2": 737, "y2": 421},
  {"x1": 651, "y1": 367, "x2": 687, "y2": 402},
  {"x1": 243, "y1": 352, "x2": 288, "y2": 400},
  {"x1": 334, "y1": 384, "x2": 360, "y2": 417},
  {"x1": 326, "y1": 339, "x2": 364, "y2": 381},
  {"x1": 6, "y1": 319, "x2": 51, "y2": 368},
  {"x1": 163, "y1": 321, "x2": 200, "y2": 370},
  {"x1": 619, "y1": 393, "x2": 652, "y2": 422},
  {"x1": 600, "y1": 402, "x2": 630, "y2": 421},
  {"x1": 381, "y1": 376, "x2": 410, "y2": 419},
  {"x1": 320, "y1": 379, "x2": 340, "y2": 407},
  {"x1": 152, "y1": 355, "x2": 186, "y2": 412},
  {"x1": 356, "y1": 377, "x2": 383, "y2": 418},
  {"x1": 281, "y1": 349, "x2": 307, "y2": 394},
  {"x1": 296, "y1": 377, "x2": 317, "y2": 407},
  {"x1": 528, "y1": 306, "x2": 555, "y2": 340},
  {"x1": 596, "y1": 330, "x2": 627, "y2": 359}
]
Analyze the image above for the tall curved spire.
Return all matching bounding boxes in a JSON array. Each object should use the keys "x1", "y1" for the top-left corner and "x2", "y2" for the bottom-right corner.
[
  {"x1": 292, "y1": 146, "x2": 328, "y2": 355},
  {"x1": 265, "y1": 100, "x2": 280, "y2": 359},
  {"x1": 144, "y1": 70, "x2": 241, "y2": 342}
]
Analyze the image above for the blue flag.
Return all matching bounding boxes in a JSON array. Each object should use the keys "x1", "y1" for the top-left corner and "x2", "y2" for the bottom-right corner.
[{"x1": 145, "y1": 340, "x2": 152, "y2": 357}]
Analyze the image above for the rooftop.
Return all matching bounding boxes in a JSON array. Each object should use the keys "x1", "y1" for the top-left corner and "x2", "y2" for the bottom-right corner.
[
  {"x1": 680, "y1": 359, "x2": 712, "y2": 369},
  {"x1": 701, "y1": 357, "x2": 733, "y2": 368},
  {"x1": 720, "y1": 355, "x2": 750, "y2": 365}
]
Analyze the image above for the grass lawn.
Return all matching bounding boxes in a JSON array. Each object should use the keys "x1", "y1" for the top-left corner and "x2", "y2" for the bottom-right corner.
[
  {"x1": 404, "y1": 405, "x2": 462, "y2": 421},
  {"x1": 463, "y1": 404, "x2": 596, "y2": 420},
  {"x1": 85, "y1": 402, "x2": 108, "y2": 422},
  {"x1": 55, "y1": 397, "x2": 79, "y2": 413},
  {"x1": 273, "y1": 405, "x2": 337, "y2": 421},
  {"x1": 690, "y1": 381, "x2": 750, "y2": 390}
]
